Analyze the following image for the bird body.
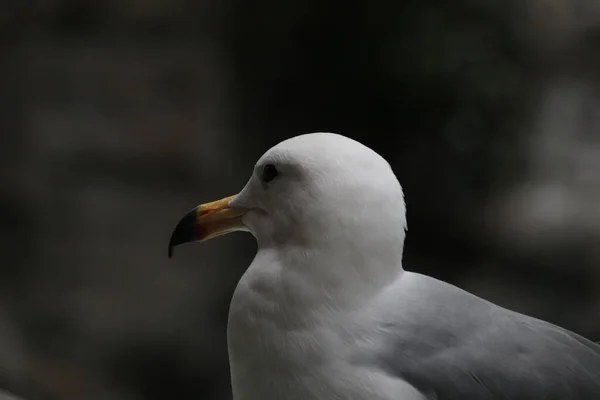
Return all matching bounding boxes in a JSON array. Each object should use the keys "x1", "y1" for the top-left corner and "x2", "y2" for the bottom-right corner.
[
  {"x1": 228, "y1": 255, "x2": 600, "y2": 400},
  {"x1": 169, "y1": 132, "x2": 600, "y2": 400}
]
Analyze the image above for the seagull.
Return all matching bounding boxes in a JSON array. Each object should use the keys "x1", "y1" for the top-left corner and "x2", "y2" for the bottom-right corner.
[{"x1": 169, "y1": 132, "x2": 600, "y2": 400}]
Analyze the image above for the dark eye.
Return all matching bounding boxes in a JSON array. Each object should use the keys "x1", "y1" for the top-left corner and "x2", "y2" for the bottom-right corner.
[{"x1": 261, "y1": 163, "x2": 279, "y2": 183}]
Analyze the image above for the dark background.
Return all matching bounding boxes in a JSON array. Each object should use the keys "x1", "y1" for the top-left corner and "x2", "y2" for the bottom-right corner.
[{"x1": 2, "y1": 1, "x2": 600, "y2": 399}]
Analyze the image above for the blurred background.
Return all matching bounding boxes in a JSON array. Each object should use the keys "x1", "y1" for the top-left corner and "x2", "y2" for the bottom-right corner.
[{"x1": 2, "y1": 0, "x2": 600, "y2": 399}]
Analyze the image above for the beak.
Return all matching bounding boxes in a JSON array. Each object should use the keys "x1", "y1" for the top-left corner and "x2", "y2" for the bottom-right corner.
[{"x1": 168, "y1": 195, "x2": 246, "y2": 258}]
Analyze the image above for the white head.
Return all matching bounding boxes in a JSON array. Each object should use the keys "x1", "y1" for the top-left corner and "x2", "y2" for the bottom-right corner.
[{"x1": 169, "y1": 132, "x2": 407, "y2": 301}]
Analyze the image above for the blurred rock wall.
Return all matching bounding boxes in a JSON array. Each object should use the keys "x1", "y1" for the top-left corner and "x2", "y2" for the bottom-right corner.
[{"x1": 1, "y1": 0, "x2": 600, "y2": 399}]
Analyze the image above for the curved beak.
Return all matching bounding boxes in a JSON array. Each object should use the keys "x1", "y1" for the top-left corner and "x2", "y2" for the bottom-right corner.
[{"x1": 168, "y1": 195, "x2": 247, "y2": 258}]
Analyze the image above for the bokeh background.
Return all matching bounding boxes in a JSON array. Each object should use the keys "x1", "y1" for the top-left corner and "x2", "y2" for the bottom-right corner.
[{"x1": 2, "y1": 1, "x2": 600, "y2": 399}]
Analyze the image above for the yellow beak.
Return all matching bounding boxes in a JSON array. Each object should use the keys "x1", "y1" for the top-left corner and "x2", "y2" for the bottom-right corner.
[{"x1": 168, "y1": 195, "x2": 246, "y2": 258}]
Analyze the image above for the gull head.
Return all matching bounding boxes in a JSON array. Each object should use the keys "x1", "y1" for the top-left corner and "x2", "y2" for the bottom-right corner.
[{"x1": 169, "y1": 132, "x2": 407, "y2": 282}]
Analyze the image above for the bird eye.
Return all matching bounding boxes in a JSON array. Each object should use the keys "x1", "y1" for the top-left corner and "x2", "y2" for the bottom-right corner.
[{"x1": 261, "y1": 163, "x2": 279, "y2": 183}]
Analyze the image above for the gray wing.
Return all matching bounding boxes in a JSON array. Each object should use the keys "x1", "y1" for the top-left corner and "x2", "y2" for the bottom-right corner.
[
  {"x1": 367, "y1": 273, "x2": 600, "y2": 400},
  {"x1": 0, "y1": 389, "x2": 24, "y2": 400}
]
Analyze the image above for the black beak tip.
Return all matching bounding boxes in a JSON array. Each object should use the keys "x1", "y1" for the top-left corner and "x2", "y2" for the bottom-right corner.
[
  {"x1": 168, "y1": 209, "x2": 197, "y2": 259},
  {"x1": 168, "y1": 242, "x2": 175, "y2": 259}
]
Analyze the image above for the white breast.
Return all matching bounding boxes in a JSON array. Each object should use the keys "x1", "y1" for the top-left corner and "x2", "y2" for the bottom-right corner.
[{"x1": 226, "y1": 255, "x2": 425, "y2": 400}]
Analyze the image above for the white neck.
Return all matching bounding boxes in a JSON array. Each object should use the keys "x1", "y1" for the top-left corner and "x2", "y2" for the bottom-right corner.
[{"x1": 226, "y1": 246, "x2": 404, "y2": 400}]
